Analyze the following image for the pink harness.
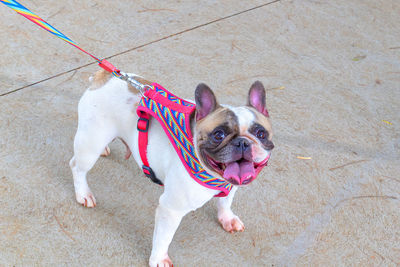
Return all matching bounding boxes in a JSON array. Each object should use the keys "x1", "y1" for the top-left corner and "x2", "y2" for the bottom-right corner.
[{"x1": 136, "y1": 84, "x2": 233, "y2": 197}]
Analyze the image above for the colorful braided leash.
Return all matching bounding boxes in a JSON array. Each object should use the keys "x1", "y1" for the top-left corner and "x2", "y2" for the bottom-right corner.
[{"x1": 0, "y1": 0, "x2": 121, "y2": 77}]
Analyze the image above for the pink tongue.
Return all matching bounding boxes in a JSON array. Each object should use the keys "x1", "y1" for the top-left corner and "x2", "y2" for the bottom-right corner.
[
  {"x1": 239, "y1": 160, "x2": 255, "y2": 179},
  {"x1": 223, "y1": 162, "x2": 240, "y2": 180},
  {"x1": 223, "y1": 161, "x2": 255, "y2": 183}
]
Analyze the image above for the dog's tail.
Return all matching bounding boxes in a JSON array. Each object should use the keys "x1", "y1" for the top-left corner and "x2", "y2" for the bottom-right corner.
[{"x1": 89, "y1": 69, "x2": 113, "y2": 90}]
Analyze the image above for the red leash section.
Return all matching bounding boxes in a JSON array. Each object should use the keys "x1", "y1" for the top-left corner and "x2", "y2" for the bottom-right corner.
[
  {"x1": 98, "y1": 59, "x2": 120, "y2": 75},
  {"x1": 1, "y1": 0, "x2": 121, "y2": 77}
]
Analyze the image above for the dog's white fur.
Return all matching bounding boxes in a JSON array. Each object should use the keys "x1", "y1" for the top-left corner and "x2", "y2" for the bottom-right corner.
[{"x1": 70, "y1": 76, "x2": 245, "y2": 266}]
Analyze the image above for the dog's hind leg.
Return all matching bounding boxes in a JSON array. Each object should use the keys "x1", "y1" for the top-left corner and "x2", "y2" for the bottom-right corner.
[{"x1": 69, "y1": 126, "x2": 116, "y2": 207}]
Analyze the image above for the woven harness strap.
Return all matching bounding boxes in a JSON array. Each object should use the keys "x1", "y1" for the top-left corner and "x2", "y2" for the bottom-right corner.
[
  {"x1": 137, "y1": 87, "x2": 194, "y2": 186},
  {"x1": 137, "y1": 110, "x2": 163, "y2": 186}
]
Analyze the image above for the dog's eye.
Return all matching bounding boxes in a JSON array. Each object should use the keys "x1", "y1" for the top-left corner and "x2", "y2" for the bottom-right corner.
[
  {"x1": 212, "y1": 129, "x2": 226, "y2": 142},
  {"x1": 256, "y1": 129, "x2": 266, "y2": 139}
]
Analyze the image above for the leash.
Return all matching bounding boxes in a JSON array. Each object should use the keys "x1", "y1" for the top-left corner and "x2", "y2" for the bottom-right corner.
[{"x1": 0, "y1": 0, "x2": 147, "y2": 94}]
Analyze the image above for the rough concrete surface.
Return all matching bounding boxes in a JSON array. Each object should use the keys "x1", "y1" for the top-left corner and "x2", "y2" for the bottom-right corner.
[{"x1": 1, "y1": 0, "x2": 399, "y2": 266}]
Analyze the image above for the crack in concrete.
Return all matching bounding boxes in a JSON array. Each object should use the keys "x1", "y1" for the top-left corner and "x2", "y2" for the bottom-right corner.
[
  {"x1": 277, "y1": 164, "x2": 373, "y2": 266},
  {"x1": 0, "y1": 0, "x2": 281, "y2": 97}
]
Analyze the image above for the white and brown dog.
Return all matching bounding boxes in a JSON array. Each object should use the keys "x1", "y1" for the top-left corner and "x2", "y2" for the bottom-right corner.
[{"x1": 69, "y1": 70, "x2": 274, "y2": 267}]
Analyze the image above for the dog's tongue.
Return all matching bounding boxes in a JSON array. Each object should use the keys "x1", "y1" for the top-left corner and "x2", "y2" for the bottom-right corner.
[{"x1": 223, "y1": 160, "x2": 255, "y2": 183}]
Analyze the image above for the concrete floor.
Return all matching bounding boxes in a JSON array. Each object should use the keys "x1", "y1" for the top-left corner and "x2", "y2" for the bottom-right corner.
[{"x1": 1, "y1": 0, "x2": 399, "y2": 266}]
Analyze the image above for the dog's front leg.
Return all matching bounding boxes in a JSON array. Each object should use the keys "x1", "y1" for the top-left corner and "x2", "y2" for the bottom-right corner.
[
  {"x1": 149, "y1": 201, "x2": 188, "y2": 267},
  {"x1": 149, "y1": 176, "x2": 215, "y2": 267},
  {"x1": 217, "y1": 186, "x2": 245, "y2": 233}
]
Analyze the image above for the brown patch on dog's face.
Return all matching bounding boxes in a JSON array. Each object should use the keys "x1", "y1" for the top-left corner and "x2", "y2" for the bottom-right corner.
[
  {"x1": 195, "y1": 107, "x2": 239, "y2": 175},
  {"x1": 195, "y1": 107, "x2": 238, "y2": 139},
  {"x1": 194, "y1": 81, "x2": 274, "y2": 186},
  {"x1": 196, "y1": 109, "x2": 239, "y2": 162},
  {"x1": 89, "y1": 69, "x2": 113, "y2": 90}
]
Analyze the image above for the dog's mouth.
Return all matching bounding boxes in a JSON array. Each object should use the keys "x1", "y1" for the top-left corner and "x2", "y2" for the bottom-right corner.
[{"x1": 206, "y1": 154, "x2": 270, "y2": 185}]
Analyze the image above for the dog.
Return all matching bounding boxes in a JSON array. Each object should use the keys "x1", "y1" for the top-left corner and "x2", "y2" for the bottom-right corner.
[{"x1": 69, "y1": 69, "x2": 274, "y2": 266}]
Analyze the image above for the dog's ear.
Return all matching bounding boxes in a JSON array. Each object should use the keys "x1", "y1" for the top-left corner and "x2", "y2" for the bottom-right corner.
[
  {"x1": 247, "y1": 81, "x2": 269, "y2": 117},
  {"x1": 195, "y1": 83, "x2": 219, "y2": 121}
]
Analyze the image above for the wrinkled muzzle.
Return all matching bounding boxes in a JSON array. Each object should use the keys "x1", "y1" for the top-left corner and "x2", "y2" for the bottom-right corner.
[{"x1": 206, "y1": 137, "x2": 271, "y2": 186}]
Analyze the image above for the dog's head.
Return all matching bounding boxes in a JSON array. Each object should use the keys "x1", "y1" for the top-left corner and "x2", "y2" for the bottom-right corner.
[{"x1": 194, "y1": 81, "x2": 274, "y2": 186}]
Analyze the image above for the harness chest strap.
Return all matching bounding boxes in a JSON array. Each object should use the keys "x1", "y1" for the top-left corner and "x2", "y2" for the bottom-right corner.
[{"x1": 137, "y1": 111, "x2": 163, "y2": 186}]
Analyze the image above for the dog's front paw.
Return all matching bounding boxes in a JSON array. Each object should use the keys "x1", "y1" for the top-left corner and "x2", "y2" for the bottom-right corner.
[
  {"x1": 149, "y1": 254, "x2": 173, "y2": 267},
  {"x1": 218, "y1": 212, "x2": 245, "y2": 233},
  {"x1": 75, "y1": 191, "x2": 96, "y2": 208}
]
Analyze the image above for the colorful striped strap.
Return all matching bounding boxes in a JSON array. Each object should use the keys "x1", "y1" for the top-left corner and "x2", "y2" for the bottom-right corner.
[{"x1": 0, "y1": 0, "x2": 121, "y2": 77}]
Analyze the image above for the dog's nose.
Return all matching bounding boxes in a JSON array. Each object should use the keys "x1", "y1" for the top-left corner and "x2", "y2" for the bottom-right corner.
[{"x1": 233, "y1": 138, "x2": 250, "y2": 152}]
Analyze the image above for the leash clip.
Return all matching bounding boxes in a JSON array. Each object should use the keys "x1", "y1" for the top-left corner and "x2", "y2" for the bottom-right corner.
[{"x1": 119, "y1": 71, "x2": 151, "y2": 98}]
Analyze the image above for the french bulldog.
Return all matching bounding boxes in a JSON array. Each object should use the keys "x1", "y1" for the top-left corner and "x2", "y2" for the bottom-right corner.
[{"x1": 69, "y1": 70, "x2": 274, "y2": 267}]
